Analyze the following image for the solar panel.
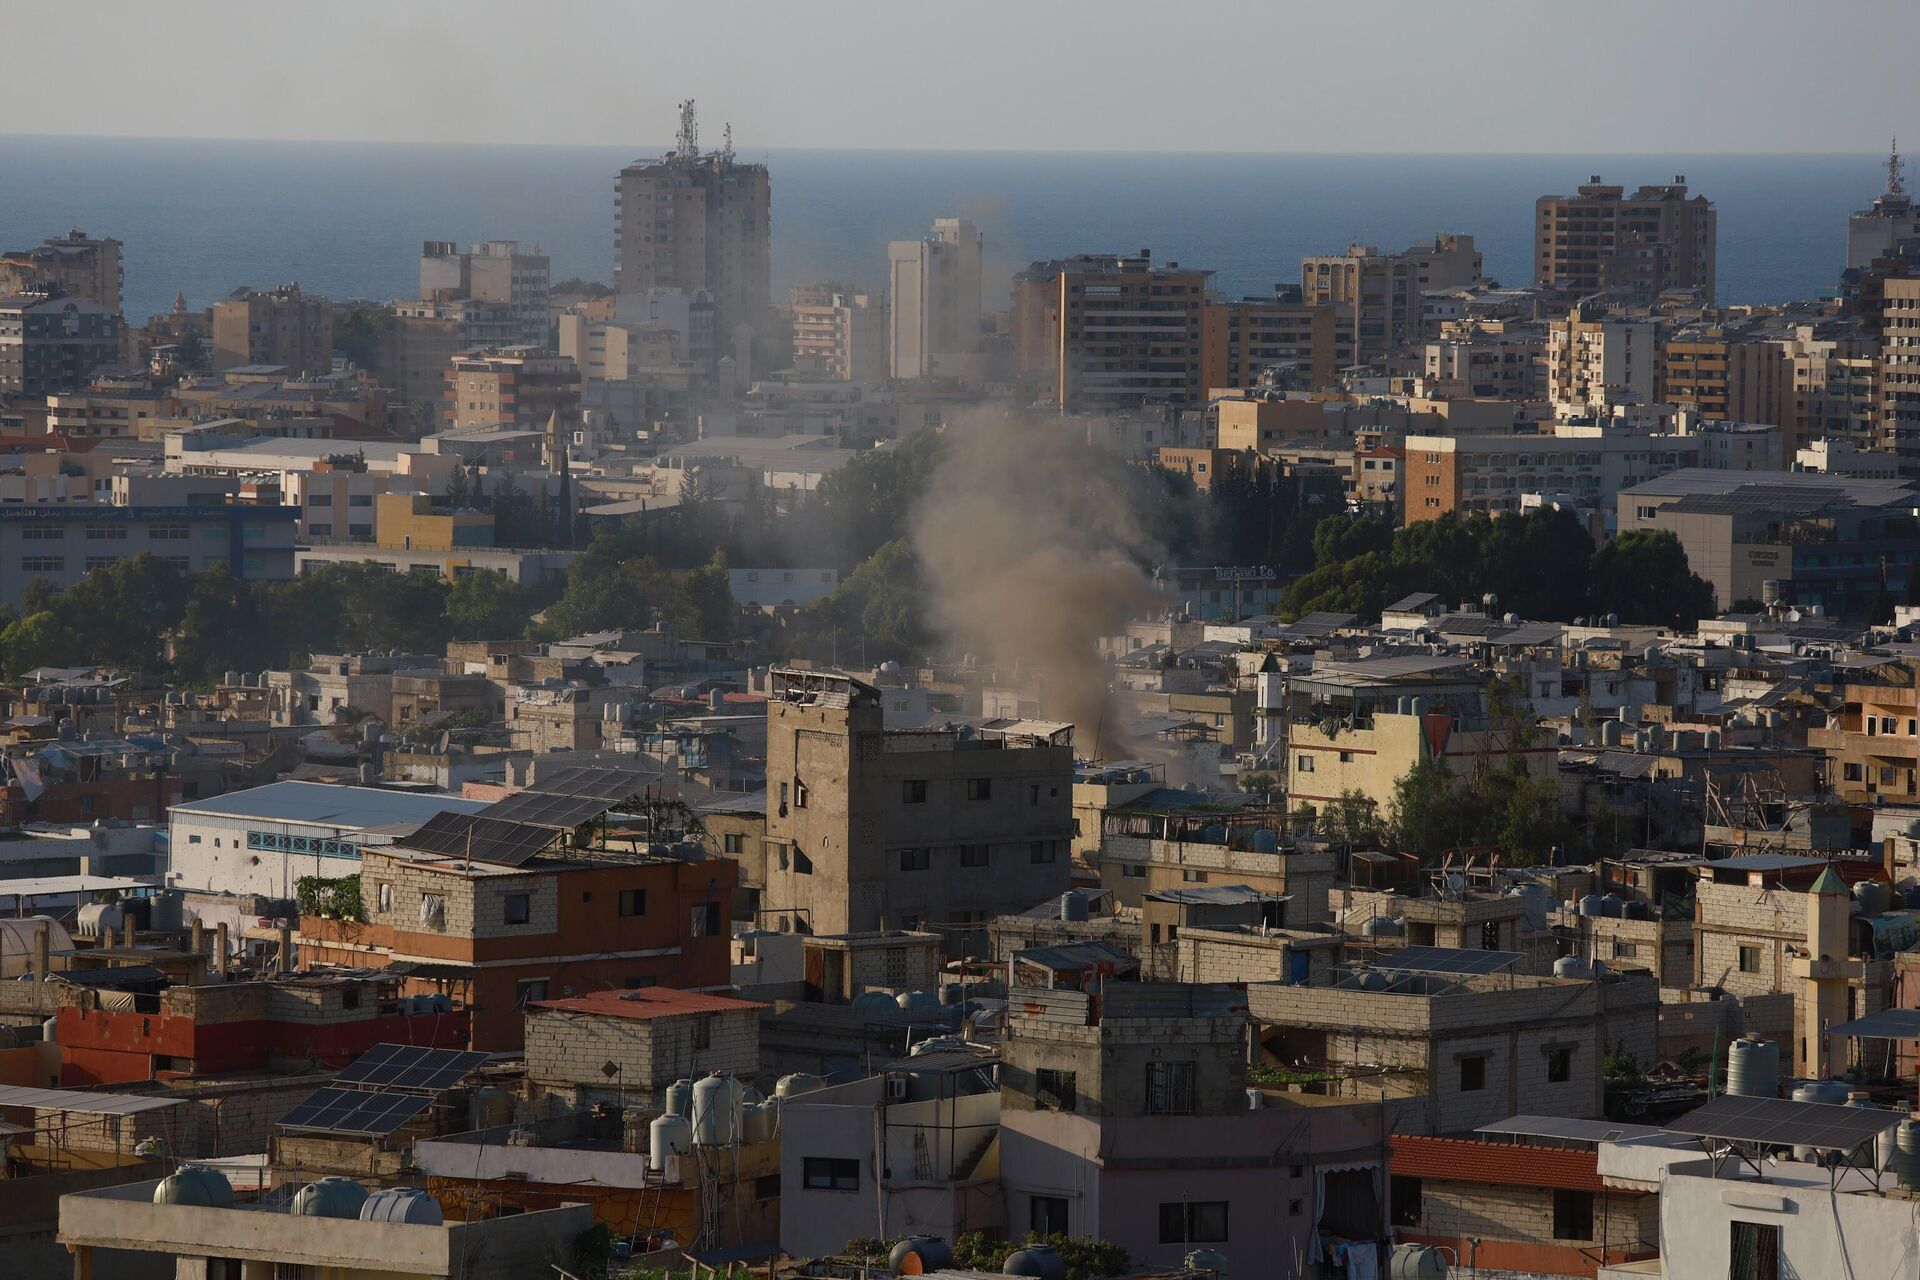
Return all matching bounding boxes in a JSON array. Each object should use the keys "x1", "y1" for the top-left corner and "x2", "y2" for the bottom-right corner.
[
  {"x1": 480, "y1": 789, "x2": 622, "y2": 831},
  {"x1": 402, "y1": 811, "x2": 557, "y2": 867},
  {"x1": 1476, "y1": 1114, "x2": 1666, "y2": 1144},
  {"x1": 277, "y1": 1086, "x2": 433, "y2": 1136},
  {"x1": 1666, "y1": 1095, "x2": 1900, "y2": 1152},
  {"x1": 1368, "y1": 945, "x2": 1524, "y2": 976},
  {"x1": 523, "y1": 766, "x2": 647, "y2": 802},
  {"x1": 335, "y1": 1044, "x2": 490, "y2": 1092}
]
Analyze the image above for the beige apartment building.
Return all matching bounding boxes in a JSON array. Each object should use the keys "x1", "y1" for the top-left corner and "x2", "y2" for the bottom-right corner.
[
  {"x1": 0, "y1": 230, "x2": 123, "y2": 313},
  {"x1": 614, "y1": 107, "x2": 770, "y2": 358},
  {"x1": 210, "y1": 284, "x2": 333, "y2": 376},
  {"x1": 419, "y1": 239, "x2": 550, "y2": 348},
  {"x1": 761, "y1": 668, "x2": 1074, "y2": 955},
  {"x1": 1534, "y1": 176, "x2": 1717, "y2": 302},
  {"x1": 1879, "y1": 276, "x2": 1920, "y2": 469},
  {"x1": 788, "y1": 284, "x2": 885, "y2": 383},
  {"x1": 888, "y1": 217, "x2": 982, "y2": 380},
  {"x1": 1200, "y1": 293, "x2": 1336, "y2": 390},
  {"x1": 1401, "y1": 427, "x2": 1703, "y2": 522},
  {"x1": 446, "y1": 349, "x2": 581, "y2": 431},
  {"x1": 386, "y1": 298, "x2": 519, "y2": 426},
  {"x1": 1300, "y1": 235, "x2": 1482, "y2": 368},
  {"x1": 1545, "y1": 307, "x2": 1660, "y2": 414},
  {"x1": 1052, "y1": 251, "x2": 1210, "y2": 413},
  {"x1": 1660, "y1": 327, "x2": 1790, "y2": 427}
]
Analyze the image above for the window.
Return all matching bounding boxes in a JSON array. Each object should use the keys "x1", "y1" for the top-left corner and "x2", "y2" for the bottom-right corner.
[
  {"x1": 1390, "y1": 1175, "x2": 1423, "y2": 1227},
  {"x1": 514, "y1": 977, "x2": 549, "y2": 1006},
  {"x1": 148, "y1": 525, "x2": 190, "y2": 540},
  {"x1": 307, "y1": 493, "x2": 332, "y2": 508},
  {"x1": 1182, "y1": 868, "x2": 1207, "y2": 883},
  {"x1": 376, "y1": 882, "x2": 393, "y2": 912},
  {"x1": 802, "y1": 1157, "x2": 860, "y2": 1191},
  {"x1": 419, "y1": 893, "x2": 446, "y2": 926},
  {"x1": 690, "y1": 901, "x2": 721, "y2": 937},
  {"x1": 349, "y1": 494, "x2": 373, "y2": 507},
  {"x1": 961, "y1": 845, "x2": 989, "y2": 868},
  {"x1": 691, "y1": 1013, "x2": 713, "y2": 1050},
  {"x1": 899, "y1": 847, "x2": 931, "y2": 871},
  {"x1": 1547, "y1": 1046, "x2": 1573, "y2": 1083},
  {"x1": 619, "y1": 889, "x2": 647, "y2": 916},
  {"x1": 1035, "y1": 1068, "x2": 1076, "y2": 1111},
  {"x1": 1730, "y1": 1220, "x2": 1780, "y2": 1280},
  {"x1": 1553, "y1": 1189, "x2": 1593, "y2": 1241},
  {"x1": 1122, "y1": 864, "x2": 1146, "y2": 878},
  {"x1": 20, "y1": 556, "x2": 63, "y2": 573},
  {"x1": 1031, "y1": 1195, "x2": 1070, "y2": 1236},
  {"x1": 1738, "y1": 945, "x2": 1762, "y2": 974},
  {"x1": 793, "y1": 778, "x2": 809, "y2": 809},
  {"x1": 1030, "y1": 841, "x2": 1056, "y2": 864},
  {"x1": 1459, "y1": 1055, "x2": 1487, "y2": 1092},
  {"x1": 966, "y1": 777, "x2": 992, "y2": 801},
  {"x1": 1145, "y1": 1060, "x2": 1195, "y2": 1115},
  {"x1": 85, "y1": 555, "x2": 119, "y2": 570},
  {"x1": 19, "y1": 525, "x2": 62, "y2": 540},
  {"x1": 504, "y1": 893, "x2": 530, "y2": 925},
  {"x1": 721, "y1": 832, "x2": 744, "y2": 854},
  {"x1": 901, "y1": 779, "x2": 928, "y2": 804},
  {"x1": 1158, "y1": 1200, "x2": 1228, "y2": 1244},
  {"x1": 1295, "y1": 753, "x2": 1315, "y2": 772}
]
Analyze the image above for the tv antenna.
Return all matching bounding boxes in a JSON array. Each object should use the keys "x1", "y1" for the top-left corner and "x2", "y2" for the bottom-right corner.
[
  {"x1": 676, "y1": 99, "x2": 698, "y2": 160},
  {"x1": 1891, "y1": 137, "x2": 1906, "y2": 198}
]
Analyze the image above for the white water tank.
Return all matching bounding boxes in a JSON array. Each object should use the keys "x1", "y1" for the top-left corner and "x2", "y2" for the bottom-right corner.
[
  {"x1": 1726, "y1": 1038, "x2": 1779, "y2": 1099},
  {"x1": 360, "y1": 1187, "x2": 443, "y2": 1224},
  {"x1": 691, "y1": 1073, "x2": 743, "y2": 1146},
  {"x1": 665, "y1": 1078, "x2": 694, "y2": 1117},
  {"x1": 650, "y1": 1113, "x2": 692, "y2": 1182}
]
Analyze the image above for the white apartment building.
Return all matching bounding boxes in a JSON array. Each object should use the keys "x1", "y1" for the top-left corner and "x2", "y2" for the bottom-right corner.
[{"x1": 887, "y1": 217, "x2": 982, "y2": 380}]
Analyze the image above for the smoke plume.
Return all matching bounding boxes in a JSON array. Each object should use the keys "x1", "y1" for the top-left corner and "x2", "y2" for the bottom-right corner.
[{"x1": 911, "y1": 413, "x2": 1163, "y2": 758}]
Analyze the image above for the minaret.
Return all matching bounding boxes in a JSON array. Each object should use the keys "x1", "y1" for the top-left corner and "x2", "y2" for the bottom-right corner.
[
  {"x1": 547, "y1": 410, "x2": 573, "y2": 549},
  {"x1": 1793, "y1": 865, "x2": 1860, "y2": 1078}
]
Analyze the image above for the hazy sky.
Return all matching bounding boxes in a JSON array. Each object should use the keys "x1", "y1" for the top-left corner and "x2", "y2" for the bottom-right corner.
[{"x1": 9, "y1": 0, "x2": 1920, "y2": 154}]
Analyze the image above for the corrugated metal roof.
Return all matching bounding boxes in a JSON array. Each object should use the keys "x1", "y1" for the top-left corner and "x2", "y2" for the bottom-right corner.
[
  {"x1": 169, "y1": 782, "x2": 488, "y2": 830},
  {"x1": 0, "y1": 1084, "x2": 184, "y2": 1115}
]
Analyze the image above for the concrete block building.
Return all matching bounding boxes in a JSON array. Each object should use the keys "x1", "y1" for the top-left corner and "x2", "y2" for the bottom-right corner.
[{"x1": 523, "y1": 986, "x2": 764, "y2": 1107}]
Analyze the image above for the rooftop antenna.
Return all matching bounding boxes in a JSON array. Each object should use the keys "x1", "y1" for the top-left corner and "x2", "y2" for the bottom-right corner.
[
  {"x1": 676, "y1": 99, "x2": 699, "y2": 160},
  {"x1": 1891, "y1": 137, "x2": 1906, "y2": 198},
  {"x1": 722, "y1": 122, "x2": 735, "y2": 163}
]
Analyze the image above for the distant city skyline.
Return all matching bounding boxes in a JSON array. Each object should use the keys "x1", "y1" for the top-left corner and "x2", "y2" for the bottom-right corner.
[{"x1": 8, "y1": 0, "x2": 1920, "y2": 155}]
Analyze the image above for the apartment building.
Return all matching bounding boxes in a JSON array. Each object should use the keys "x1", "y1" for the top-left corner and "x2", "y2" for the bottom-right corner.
[
  {"x1": 0, "y1": 230, "x2": 122, "y2": 318},
  {"x1": 0, "y1": 502, "x2": 296, "y2": 606},
  {"x1": 614, "y1": 106, "x2": 771, "y2": 356},
  {"x1": 1782, "y1": 324, "x2": 1879, "y2": 456},
  {"x1": 1878, "y1": 276, "x2": 1920, "y2": 469},
  {"x1": 1401, "y1": 427, "x2": 1703, "y2": 521},
  {"x1": 1421, "y1": 329, "x2": 1544, "y2": 401},
  {"x1": 1848, "y1": 143, "x2": 1920, "y2": 271},
  {"x1": 0, "y1": 292, "x2": 121, "y2": 396},
  {"x1": 1096, "y1": 803, "x2": 1335, "y2": 925},
  {"x1": 385, "y1": 297, "x2": 518, "y2": 425},
  {"x1": 1301, "y1": 235, "x2": 1483, "y2": 368},
  {"x1": 1809, "y1": 657, "x2": 1920, "y2": 804},
  {"x1": 888, "y1": 216, "x2": 983, "y2": 380},
  {"x1": 210, "y1": 285, "x2": 333, "y2": 376},
  {"x1": 1249, "y1": 965, "x2": 1658, "y2": 1135},
  {"x1": 297, "y1": 835, "x2": 737, "y2": 1050},
  {"x1": 446, "y1": 349, "x2": 581, "y2": 430},
  {"x1": 788, "y1": 284, "x2": 885, "y2": 384},
  {"x1": 761, "y1": 667, "x2": 1074, "y2": 954},
  {"x1": 523, "y1": 986, "x2": 764, "y2": 1108},
  {"x1": 1660, "y1": 327, "x2": 1790, "y2": 426},
  {"x1": 1200, "y1": 292, "x2": 1336, "y2": 391},
  {"x1": 1545, "y1": 307, "x2": 1660, "y2": 414},
  {"x1": 1534, "y1": 177, "x2": 1717, "y2": 303},
  {"x1": 999, "y1": 983, "x2": 1389, "y2": 1270},
  {"x1": 1049, "y1": 251, "x2": 1210, "y2": 413},
  {"x1": 419, "y1": 239, "x2": 550, "y2": 347}
]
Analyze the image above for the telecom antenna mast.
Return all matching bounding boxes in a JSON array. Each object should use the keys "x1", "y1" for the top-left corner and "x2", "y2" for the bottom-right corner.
[{"x1": 676, "y1": 99, "x2": 699, "y2": 160}]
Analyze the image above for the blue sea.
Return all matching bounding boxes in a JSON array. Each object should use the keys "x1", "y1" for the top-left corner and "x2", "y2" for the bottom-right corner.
[{"x1": 0, "y1": 135, "x2": 1888, "y2": 323}]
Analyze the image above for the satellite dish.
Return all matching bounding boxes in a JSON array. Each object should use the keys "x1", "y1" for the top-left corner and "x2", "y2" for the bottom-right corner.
[{"x1": 1445, "y1": 873, "x2": 1468, "y2": 895}]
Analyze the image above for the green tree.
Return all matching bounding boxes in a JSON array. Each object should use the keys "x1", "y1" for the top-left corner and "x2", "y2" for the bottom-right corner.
[
  {"x1": 811, "y1": 430, "x2": 946, "y2": 566},
  {"x1": 446, "y1": 571, "x2": 532, "y2": 641},
  {"x1": 790, "y1": 539, "x2": 927, "y2": 664},
  {"x1": 1, "y1": 612, "x2": 80, "y2": 679},
  {"x1": 333, "y1": 306, "x2": 385, "y2": 372},
  {"x1": 1388, "y1": 757, "x2": 1487, "y2": 862},
  {"x1": 1588, "y1": 530, "x2": 1717, "y2": 628},
  {"x1": 667, "y1": 552, "x2": 736, "y2": 642}
]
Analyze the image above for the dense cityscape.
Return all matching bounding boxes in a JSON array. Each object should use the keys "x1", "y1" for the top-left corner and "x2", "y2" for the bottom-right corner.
[{"x1": 8, "y1": 9, "x2": 1920, "y2": 1280}]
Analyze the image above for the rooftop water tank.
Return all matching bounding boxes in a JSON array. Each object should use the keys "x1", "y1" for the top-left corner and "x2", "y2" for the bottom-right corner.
[
  {"x1": 1059, "y1": 893, "x2": 1089, "y2": 923},
  {"x1": 940, "y1": 982, "x2": 967, "y2": 1006},
  {"x1": 291, "y1": 1177, "x2": 369, "y2": 1219},
  {"x1": 1004, "y1": 1243, "x2": 1069, "y2": 1280},
  {"x1": 1600, "y1": 894, "x2": 1625, "y2": 919},
  {"x1": 1361, "y1": 916, "x2": 1400, "y2": 938},
  {"x1": 1726, "y1": 1038, "x2": 1779, "y2": 1099},
  {"x1": 1250, "y1": 828, "x2": 1280, "y2": 854},
  {"x1": 1554, "y1": 956, "x2": 1591, "y2": 979},
  {"x1": 742, "y1": 1100, "x2": 775, "y2": 1144},
  {"x1": 665, "y1": 1078, "x2": 694, "y2": 1118},
  {"x1": 153, "y1": 1166, "x2": 234, "y2": 1207},
  {"x1": 1794, "y1": 1080, "x2": 1850, "y2": 1106},
  {"x1": 1856, "y1": 881, "x2": 1892, "y2": 917},
  {"x1": 775, "y1": 1073, "x2": 824, "y2": 1099},
  {"x1": 650, "y1": 1113, "x2": 693, "y2": 1182},
  {"x1": 892, "y1": 1237, "x2": 954, "y2": 1274},
  {"x1": 691, "y1": 1073, "x2": 742, "y2": 1146},
  {"x1": 359, "y1": 1187, "x2": 443, "y2": 1225},
  {"x1": 1390, "y1": 1244, "x2": 1449, "y2": 1279},
  {"x1": 851, "y1": 991, "x2": 898, "y2": 1013},
  {"x1": 74, "y1": 903, "x2": 123, "y2": 942},
  {"x1": 1578, "y1": 894, "x2": 1605, "y2": 918},
  {"x1": 896, "y1": 990, "x2": 942, "y2": 1012},
  {"x1": 1898, "y1": 1118, "x2": 1920, "y2": 1189}
]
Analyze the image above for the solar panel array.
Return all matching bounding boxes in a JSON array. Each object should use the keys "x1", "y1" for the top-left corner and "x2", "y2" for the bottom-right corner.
[
  {"x1": 475, "y1": 766, "x2": 648, "y2": 831},
  {"x1": 278, "y1": 1086, "x2": 432, "y2": 1136},
  {"x1": 1666, "y1": 1095, "x2": 1900, "y2": 1151},
  {"x1": 1370, "y1": 945, "x2": 1525, "y2": 976},
  {"x1": 334, "y1": 1044, "x2": 490, "y2": 1092},
  {"x1": 402, "y1": 811, "x2": 557, "y2": 867}
]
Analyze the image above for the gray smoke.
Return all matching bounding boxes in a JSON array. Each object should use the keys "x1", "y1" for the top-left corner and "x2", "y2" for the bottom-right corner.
[{"x1": 911, "y1": 413, "x2": 1163, "y2": 758}]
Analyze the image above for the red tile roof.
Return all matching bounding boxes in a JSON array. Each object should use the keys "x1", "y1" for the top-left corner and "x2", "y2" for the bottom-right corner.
[
  {"x1": 531, "y1": 986, "x2": 765, "y2": 1020},
  {"x1": 1390, "y1": 1135, "x2": 1629, "y2": 1195}
]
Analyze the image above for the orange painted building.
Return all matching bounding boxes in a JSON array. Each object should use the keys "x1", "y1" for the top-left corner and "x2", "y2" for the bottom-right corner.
[{"x1": 297, "y1": 845, "x2": 737, "y2": 1051}]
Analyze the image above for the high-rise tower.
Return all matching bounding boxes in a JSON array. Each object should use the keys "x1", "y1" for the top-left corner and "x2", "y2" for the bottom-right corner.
[{"x1": 614, "y1": 101, "x2": 771, "y2": 367}]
